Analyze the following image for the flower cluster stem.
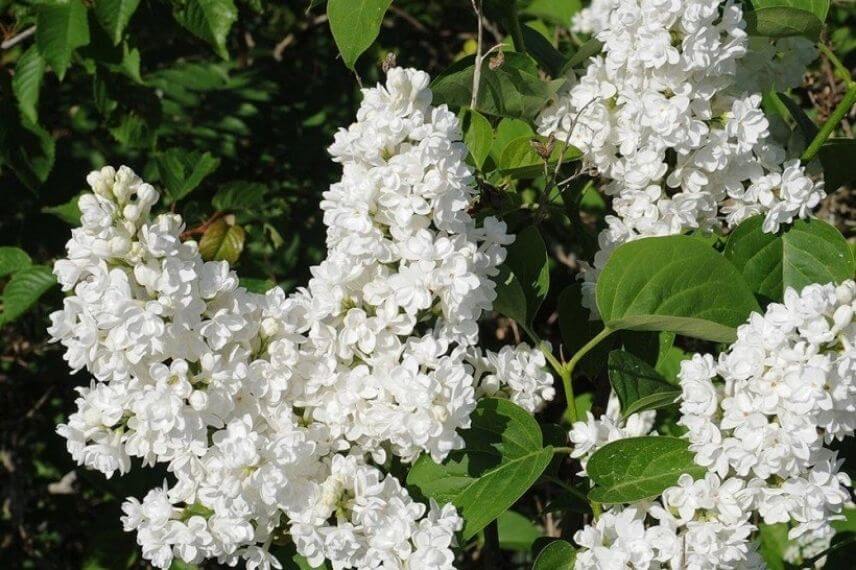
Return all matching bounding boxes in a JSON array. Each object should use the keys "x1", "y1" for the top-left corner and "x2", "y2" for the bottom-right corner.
[{"x1": 801, "y1": 44, "x2": 856, "y2": 163}]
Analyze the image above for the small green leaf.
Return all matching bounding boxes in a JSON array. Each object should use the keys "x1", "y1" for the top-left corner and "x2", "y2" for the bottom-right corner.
[
  {"x1": 155, "y1": 148, "x2": 221, "y2": 203},
  {"x1": 461, "y1": 109, "x2": 493, "y2": 170},
  {"x1": 819, "y1": 138, "x2": 856, "y2": 192},
  {"x1": 36, "y1": 0, "x2": 91, "y2": 80},
  {"x1": 13, "y1": 46, "x2": 46, "y2": 124},
  {"x1": 173, "y1": 0, "x2": 238, "y2": 60},
  {"x1": 326, "y1": 0, "x2": 392, "y2": 70},
  {"x1": 533, "y1": 540, "x2": 576, "y2": 570},
  {"x1": 431, "y1": 52, "x2": 561, "y2": 120},
  {"x1": 490, "y1": 118, "x2": 534, "y2": 163},
  {"x1": 0, "y1": 247, "x2": 32, "y2": 278},
  {"x1": 94, "y1": 0, "x2": 141, "y2": 45},
  {"x1": 2, "y1": 265, "x2": 56, "y2": 323},
  {"x1": 587, "y1": 436, "x2": 706, "y2": 504},
  {"x1": 607, "y1": 350, "x2": 681, "y2": 419},
  {"x1": 496, "y1": 510, "x2": 541, "y2": 552},
  {"x1": 198, "y1": 218, "x2": 246, "y2": 264},
  {"x1": 42, "y1": 194, "x2": 83, "y2": 225},
  {"x1": 407, "y1": 398, "x2": 553, "y2": 539},
  {"x1": 596, "y1": 235, "x2": 761, "y2": 342},
  {"x1": 724, "y1": 216, "x2": 855, "y2": 303},
  {"x1": 498, "y1": 135, "x2": 581, "y2": 178},
  {"x1": 744, "y1": 0, "x2": 829, "y2": 40},
  {"x1": 212, "y1": 181, "x2": 268, "y2": 212}
]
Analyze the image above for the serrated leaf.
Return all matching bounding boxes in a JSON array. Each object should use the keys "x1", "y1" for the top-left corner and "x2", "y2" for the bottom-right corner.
[
  {"x1": 212, "y1": 181, "x2": 268, "y2": 212},
  {"x1": 198, "y1": 218, "x2": 245, "y2": 264},
  {"x1": 94, "y1": 0, "x2": 141, "y2": 45},
  {"x1": 0, "y1": 247, "x2": 32, "y2": 278},
  {"x1": 326, "y1": 0, "x2": 392, "y2": 70},
  {"x1": 498, "y1": 135, "x2": 581, "y2": 178},
  {"x1": 36, "y1": 0, "x2": 91, "y2": 80},
  {"x1": 596, "y1": 235, "x2": 761, "y2": 342},
  {"x1": 407, "y1": 398, "x2": 553, "y2": 539},
  {"x1": 42, "y1": 194, "x2": 83, "y2": 225},
  {"x1": 607, "y1": 350, "x2": 681, "y2": 419},
  {"x1": 173, "y1": 0, "x2": 238, "y2": 60},
  {"x1": 724, "y1": 216, "x2": 854, "y2": 303},
  {"x1": 533, "y1": 540, "x2": 576, "y2": 570},
  {"x1": 2, "y1": 265, "x2": 56, "y2": 323},
  {"x1": 461, "y1": 109, "x2": 493, "y2": 170},
  {"x1": 587, "y1": 436, "x2": 706, "y2": 504},
  {"x1": 155, "y1": 148, "x2": 220, "y2": 203},
  {"x1": 13, "y1": 46, "x2": 46, "y2": 124},
  {"x1": 819, "y1": 138, "x2": 856, "y2": 192}
]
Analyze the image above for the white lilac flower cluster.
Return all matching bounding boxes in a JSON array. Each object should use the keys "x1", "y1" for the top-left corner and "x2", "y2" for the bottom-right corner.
[
  {"x1": 543, "y1": 0, "x2": 823, "y2": 314},
  {"x1": 50, "y1": 68, "x2": 554, "y2": 569},
  {"x1": 572, "y1": 281, "x2": 856, "y2": 569}
]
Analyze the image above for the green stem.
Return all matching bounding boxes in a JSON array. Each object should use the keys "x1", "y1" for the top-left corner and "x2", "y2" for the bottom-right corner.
[
  {"x1": 801, "y1": 82, "x2": 856, "y2": 162},
  {"x1": 565, "y1": 327, "x2": 613, "y2": 381},
  {"x1": 522, "y1": 324, "x2": 577, "y2": 422},
  {"x1": 553, "y1": 447, "x2": 573, "y2": 454}
]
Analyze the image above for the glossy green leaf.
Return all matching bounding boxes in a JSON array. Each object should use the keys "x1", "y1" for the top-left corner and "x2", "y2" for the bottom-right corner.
[
  {"x1": 94, "y1": 0, "x2": 141, "y2": 45},
  {"x1": 498, "y1": 135, "x2": 582, "y2": 178},
  {"x1": 327, "y1": 0, "x2": 392, "y2": 70},
  {"x1": 461, "y1": 109, "x2": 493, "y2": 170},
  {"x1": 725, "y1": 216, "x2": 854, "y2": 303},
  {"x1": 533, "y1": 540, "x2": 576, "y2": 570},
  {"x1": 13, "y1": 46, "x2": 46, "y2": 124},
  {"x1": 2, "y1": 265, "x2": 56, "y2": 323},
  {"x1": 596, "y1": 235, "x2": 761, "y2": 342},
  {"x1": 0, "y1": 247, "x2": 32, "y2": 278},
  {"x1": 608, "y1": 350, "x2": 681, "y2": 419},
  {"x1": 156, "y1": 148, "x2": 221, "y2": 203},
  {"x1": 431, "y1": 52, "x2": 562, "y2": 120},
  {"x1": 744, "y1": 0, "x2": 829, "y2": 40},
  {"x1": 819, "y1": 138, "x2": 856, "y2": 192},
  {"x1": 407, "y1": 398, "x2": 553, "y2": 539},
  {"x1": 587, "y1": 436, "x2": 706, "y2": 504},
  {"x1": 173, "y1": 0, "x2": 238, "y2": 60},
  {"x1": 198, "y1": 218, "x2": 246, "y2": 264}
]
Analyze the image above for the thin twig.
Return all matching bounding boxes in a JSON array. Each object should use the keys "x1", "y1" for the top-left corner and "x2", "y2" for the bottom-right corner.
[
  {"x1": 1, "y1": 26, "x2": 35, "y2": 50},
  {"x1": 470, "y1": 0, "x2": 485, "y2": 109}
]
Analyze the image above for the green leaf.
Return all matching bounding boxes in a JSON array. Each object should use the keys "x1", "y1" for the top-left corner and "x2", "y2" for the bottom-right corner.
[
  {"x1": 562, "y1": 38, "x2": 603, "y2": 73},
  {"x1": 493, "y1": 265, "x2": 529, "y2": 324},
  {"x1": 757, "y1": 523, "x2": 790, "y2": 570},
  {"x1": 490, "y1": 117, "x2": 534, "y2": 163},
  {"x1": 0, "y1": 101, "x2": 56, "y2": 190},
  {"x1": 198, "y1": 218, "x2": 246, "y2": 264},
  {"x1": 496, "y1": 510, "x2": 541, "y2": 552},
  {"x1": 42, "y1": 194, "x2": 83, "y2": 225},
  {"x1": 587, "y1": 436, "x2": 706, "y2": 504},
  {"x1": 819, "y1": 138, "x2": 856, "y2": 192},
  {"x1": 13, "y1": 46, "x2": 46, "y2": 124},
  {"x1": 744, "y1": 0, "x2": 829, "y2": 40},
  {"x1": 501, "y1": 226, "x2": 549, "y2": 324},
  {"x1": 36, "y1": 0, "x2": 91, "y2": 80},
  {"x1": 0, "y1": 247, "x2": 32, "y2": 278},
  {"x1": 407, "y1": 398, "x2": 554, "y2": 539},
  {"x1": 498, "y1": 135, "x2": 581, "y2": 178},
  {"x1": 431, "y1": 52, "x2": 561, "y2": 120},
  {"x1": 523, "y1": 0, "x2": 581, "y2": 26},
  {"x1": 724, "y1": 216, "x2": 854, "y2": 303},
  {"x1": 155, "y1": 148, "x2": 221, "y2": 203},
  {"x1": 776, "y1": 91, "x2": 818, "y2": 142},
  {"x1": 326, "y1": 0, "x2": 392, "y2": 70},
  {"x1": 533, "y1": 540, "x2": 576, "y2": 570},
  {"x1": 596, "y1": 235, "x2": 761, "y2": 342},
  {"x1": 521, "y1": 25, "x2": 567, "y2": 77},
  {"x1": 607, "y1": 350, "x2": 681, "y2": 419},
  {"x1": 2, "y1": 265, "x2": 56, "y2": 324},
  {"x1": 212, "y1": 181, "x2": 268, "y2": 212},
  {"x1": 461, "y1": 109, "x2": 493, "y2": 170},
  {"x1": 173, "y1": 0, "x2": 238, "y2": 60},
  {"x1": 94, "y1": 0, "x2": 141, "y2": 45}
]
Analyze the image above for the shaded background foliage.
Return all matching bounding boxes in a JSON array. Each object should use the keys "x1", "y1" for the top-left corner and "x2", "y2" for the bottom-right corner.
[{"x1": 0, "y1": 0, "x2": 854, "y2": 568}]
